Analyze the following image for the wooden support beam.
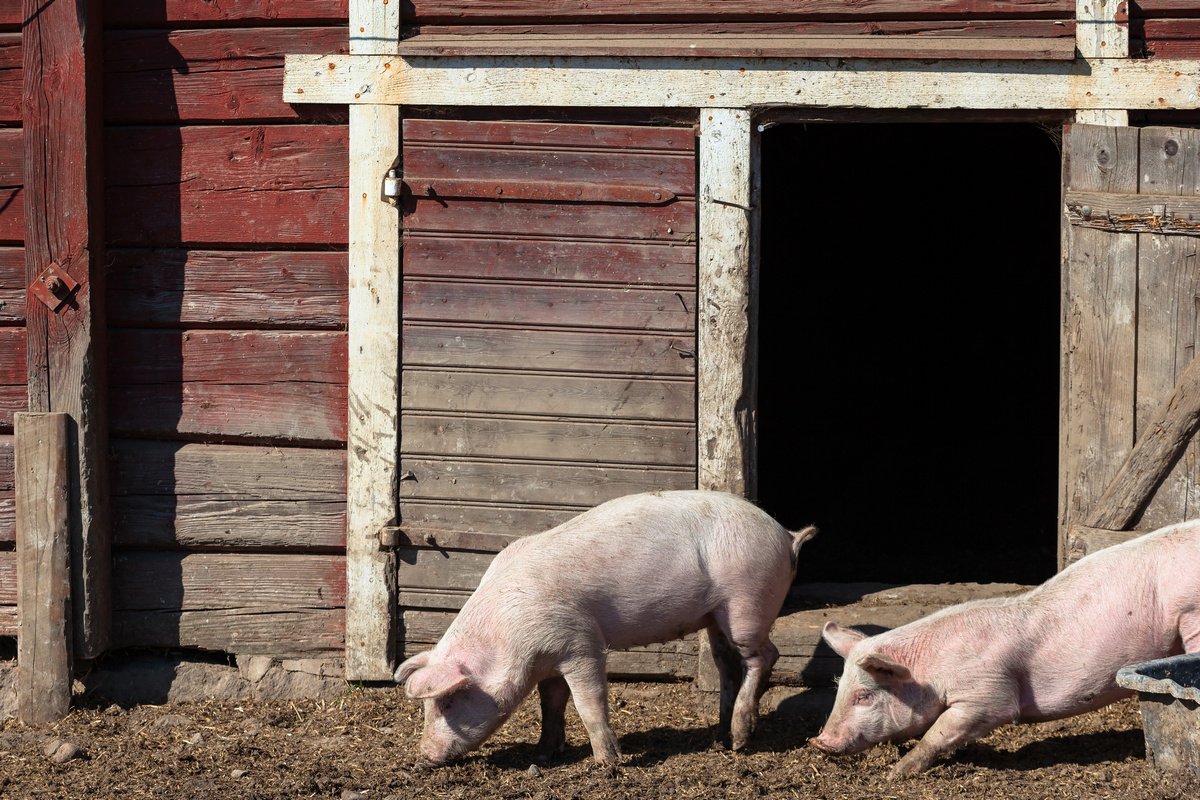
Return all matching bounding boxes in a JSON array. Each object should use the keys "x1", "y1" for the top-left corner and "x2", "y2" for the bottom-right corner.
[
  {"x1": 23, "y1": 0, "x2": 111, "y2": 658},
  {"x1": 1065, "y1": 189, "x2": 1200, "y2": 235},
  {"x1": 695, "y1": 108, "x2": 758, "y2": 692},
  {"x1": 1075, "y1": 0, "x2": 1129, "y2": 125},
  {"x1": 1065, "y1": 523, "x2": 1146, "y2": 561},
  {"x1": 285, "y1": 54, "x2": 1200, "y2": 109},
  {"x1": 345, "y1": 0, "x2": 401, "y2": 682},
  {"x1": 16, "y1": 412, "x2": 72, "y2": 725},
  {"x1": 1084, "y1": 351, "x2": 1200, "y2": 532}
]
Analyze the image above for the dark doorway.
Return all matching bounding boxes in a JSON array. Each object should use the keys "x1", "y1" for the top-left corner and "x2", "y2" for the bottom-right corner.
[{"x1": 757, "y1": 123, "x2": 1061, "y2": 586}]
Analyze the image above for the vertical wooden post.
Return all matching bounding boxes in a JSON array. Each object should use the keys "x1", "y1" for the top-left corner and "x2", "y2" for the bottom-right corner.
[
  {"x1": 696, "y1": 108, "x2": 759, "y2": 689},
  {"x1": 345, "y1": 0, "x2": 402, "y2": 680},
  {"x1": 1075, "y1": 0, "x2": 1129, "y2": 126},
  {"x1": 16, "y1": 412, "x2": 72, "y2": 725},
  {"x1": 22, "y1": 0, "x2": 111, "y2": 658}
]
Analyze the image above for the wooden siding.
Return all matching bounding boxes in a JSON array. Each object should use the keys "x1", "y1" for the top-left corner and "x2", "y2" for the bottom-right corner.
[
  {"x1": 398, "y1": 119, "x2": 697, "y2": 624},
  {"x1": 103, "y1": 15, "x2": 350, "y2": 655},
  {"x1": 0, "y1": 21, "x2": 20, "y2": 632}
]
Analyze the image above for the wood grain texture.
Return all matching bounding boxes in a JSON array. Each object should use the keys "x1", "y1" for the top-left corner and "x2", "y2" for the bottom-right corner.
[
  {"x1": 1134, "y1": 128, "x2": 1200, "y2": 529},
  {"x1": 1059, "y1": 124, "x2": 1139, "y2": 565},
  {"x1": 1142, "y1": 19, "x2": 1200, "y2": 58},
  {"x1": 0, "y1": 34, "x2": 19, "y2": 124},
  {"x1": 23, "y1": 0, "x2": 110, "y2": 658},
  {"x1": 105, "y1": 28, "x2": 349, "y2": 124},
  {"x1": 112, "y1": 608, "x2": 343, "y2": 656},
  {"x1": 403, "y1": 324, "x2": 696, "y2": 376},
  {"x1": 0, "y1": 604, "x2": 12, "y2": 636},
  {"x1": 0, "y1": 127, "x2": 20, "y2": 244},
  {"x1": 15, "y1": 413, "x2": 71, "y2": 724},
  {"x1": 402, "y1": 369, "x2": 695, "y2": 421},
  {"x1": 111, "y1": 439, "x2": 345, "y2": 550},
  {"x1": 403, "y1": 198, "x2": 696, "y2": 242},
  {"x1": 344, "y1": 0, "x2": 402, "y2": 682},
  {"x1": 286, "y1": 54, "x2": 1200, "y2": 110},
  {"x1": 397, "y1": 33, "x2": 1075, "y2": 59},
  {"x1": 401, "y1": 0, "x2": 1073, "y2": 24},
  {"x1": 1064, "y1": 523, "x2": 1145, "y2": 560},
  {"x1": 106, "y1": 0, "x2": 350, "y2": 26},
  {"x1": 0, "y1": 327, "x2": 26, "y2": 429},
  {"x1": 106, "y1": 125, "x2": 348, "y2": 247},
  {"x1": 0, "y1": 435, "x2": 15, "y2": 544},
  {"x1": 1065, "y1": 189, "x2": 1200, "y2": 235},
  {"x1": 0, "y1": 547, "x2": 13, "y2": 602},
  {"x1": 697, "y1": 109, "x2": 755, "y2": 496},
  {"x1": 0, "y1": 247, "x2": 26, "y2": 323},
  {"x1": 109, "y1": 330, "x2": 347, "y2": 443},
  {"x1": 409, "y1": 20, "x2": 1078, "y2": 38},
  {"x1": 107, "y1": 249, "x2": 347, "y2": 328}
]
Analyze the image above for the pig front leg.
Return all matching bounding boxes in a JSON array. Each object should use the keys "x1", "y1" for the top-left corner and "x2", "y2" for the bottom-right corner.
[
  {"x1": 561, "y1": 658, "x2": 621, "y2": 767},
  {"x1": 890, "y1": 705, "x2": 1007, "y2": 778},
  {"x1": 535, "y1": 676, "x2": 570, "y2": 763}
]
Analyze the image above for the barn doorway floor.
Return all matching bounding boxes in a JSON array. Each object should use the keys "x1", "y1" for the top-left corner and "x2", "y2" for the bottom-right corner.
[{"x1": 756, "y1": 121, "x2": 1062, "y2": 593}]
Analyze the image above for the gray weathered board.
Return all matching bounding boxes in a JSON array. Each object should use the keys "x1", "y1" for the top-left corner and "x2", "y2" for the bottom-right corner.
[
  {"x1": 397, "y1": 119, "x2": 698, "y2": 636},
  {"x1": 1060, "y1": 125, "x2": 1200, "y2": 563}
]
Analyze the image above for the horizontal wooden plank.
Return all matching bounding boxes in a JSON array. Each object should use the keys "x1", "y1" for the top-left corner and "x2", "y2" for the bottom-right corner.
[
  {"x1": 114, "y1": 552, "x2": 346, "y2": 610},
  {"x1": 405, "y1": 118, "x2": 696, "y2": 151},
  {"x1": 106, "y1": 125, "x2": 348, "y2": 246},
  {"x1": 402, "y1": 414, "x2": 696, "y2": 465},
  {"x1": 409, "y1": 20, "x2": 1077, "y2": 39},
  {"x1": 403, "y1": 198, "x2": 695, "y2": 242},
  {"x1": 108, "y1": 249, "x2": 347, "y2": 328},
  {"x1": 404, "y1": 142, "x2": 695, "y2": 200},
  {"x1": 111, "y1": 439, "x2": 345, "y2": 549},
  {"x1": 403, "y1": 280, "x2": 696, "y2": 331},
  {"x1": 0, "y1": 547, "x2": 12, "y2": 604},
  {"x1": 105, "y1": 28, "x2": 349, "y2": 124},
  {"x1": 287, "y1": 55, "x2": 1200, "y2": 110},
  {"x1": 1065, "y1": 524, "x2": 1145, "y2": 563},
  {"x1": 113, "y1": 608, "x2": 343, "y2": 656},
  {"x1": 398, "y1": 33, "x2": 1075, "y2": 59},
  {"x1": 106, "y1": 1, "x2": 350, "y2": 26},
  {"x1": 0, "y1": 34, "x2": 18, "y2": 124},
  {"x1": 398, "y1": 505, "x2": 576, "y2": 543},
  {"x1": 404, "y1": 236, "x2": 695, "y2": 286},
  {"x1": 0, "y1": 328, "x2": 23, "y2": 430},
  {"x1": 403, "y1": 369, "x2": 695, "y2": 421},
  {"x1": 400, "y1": 459, "x2": 694, "y2": 507},
  {"x1": 0, "y1": 127, "x2": 21, "y2": 244},
  {"x1": 0, "y1": 188, "x2": 20, "y2": 244},
  {"x1": 1142, "y1": 19, "x2": 1200, "y2": 58},
  {"x1": 402, "y1": 0, "x2": 1074, "y2": 24},
  {"x1": 0, "y1": 604, "x2": 13, "y2": 637},
  {"x1": 109, "y1": 330, "x2": 347, "y2": 443},
  {"x1": 1134, "y1": 1, "x2": 1200, "y2": 18},
  {"x1": 0, "y1": 247, "x2": 23, "y2": 323},
  {"x1": 1065, "y1": 189, "x2": 1200, "y2": 236},
  {"x1": 403, "y1": 324, "x2": 696, "y2": 376}
]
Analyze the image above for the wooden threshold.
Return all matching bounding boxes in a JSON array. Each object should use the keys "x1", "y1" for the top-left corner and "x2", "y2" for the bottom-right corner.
[{"x1": 396, "y1": 33, "x2": 1076, "y2": 60}]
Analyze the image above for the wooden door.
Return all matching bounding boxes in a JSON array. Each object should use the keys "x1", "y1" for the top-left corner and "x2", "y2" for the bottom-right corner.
[
  {"x1": 1061, "y1": 123, "x2": 1200, "y2": 564},
  {"x1": 396, "y1": 119, "x2": 699, "y2": 671}
]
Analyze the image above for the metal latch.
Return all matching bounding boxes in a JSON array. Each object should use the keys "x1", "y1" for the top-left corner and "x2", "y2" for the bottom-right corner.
[
  {"x1": 382, "y1": 169, "x2": 402, "y2": 205},
  {"x1": 29, "y1": 263, "x2": 80, "y2": 312}
]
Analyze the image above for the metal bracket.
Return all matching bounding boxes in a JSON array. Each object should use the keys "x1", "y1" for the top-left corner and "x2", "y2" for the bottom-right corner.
[
  {"x1": 382, "y1": 168, "x2": 402, "y2": 206},
  {"x1": 29, "y1": 263, "x2": 80, "y2": 312}
]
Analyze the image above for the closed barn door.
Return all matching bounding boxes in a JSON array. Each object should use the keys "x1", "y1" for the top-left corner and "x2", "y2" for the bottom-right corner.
[
  {"x1": 1061, "y1": 124, "x2": 1200, "y2": 564},
  {"x1": 397, "y1": 119, "x2": 699, "y2": 673}
]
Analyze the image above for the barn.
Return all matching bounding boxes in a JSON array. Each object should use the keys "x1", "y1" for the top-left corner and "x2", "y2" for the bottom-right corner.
[{"x1": 2, "y1": 0, "x2": 1200, "y2": 720}]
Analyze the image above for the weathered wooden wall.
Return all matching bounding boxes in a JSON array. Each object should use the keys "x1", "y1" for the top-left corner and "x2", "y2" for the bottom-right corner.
[
  {"x1": 102, "y1": 1, "x2": 351, "y2": 657},
  {"x1": 0, "y1": 10, "x2": 24, "y2": 636},
  {"x1": 1133, "y1": 0, "x2": 1200, "y2": 58}
]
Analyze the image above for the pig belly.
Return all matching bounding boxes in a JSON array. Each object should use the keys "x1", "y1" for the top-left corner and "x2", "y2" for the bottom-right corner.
[{"x1": 601, "y1": 613, "x2": 713, "y2": 651}]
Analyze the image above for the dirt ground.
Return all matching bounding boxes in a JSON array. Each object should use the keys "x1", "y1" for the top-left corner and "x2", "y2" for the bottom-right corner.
[{"x1": 2, "y1": 680, "x2": 1198, "y2": 800}]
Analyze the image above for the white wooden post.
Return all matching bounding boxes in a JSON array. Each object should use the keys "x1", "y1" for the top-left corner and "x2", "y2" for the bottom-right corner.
[
  {"x1": 696, "y1": 108, "x2": 758, "y2": 689},
  {"x1": 345, "y1": 0, "x2": 402, "y2": 681},
  {"x1": 1075, "y1": 0, "x2": 1129, "y2": 125}
]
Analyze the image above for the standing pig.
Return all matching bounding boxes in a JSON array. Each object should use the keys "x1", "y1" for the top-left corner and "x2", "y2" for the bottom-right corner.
[
  {"x1": 810, "y1": 519, "x2": 1200, "y2": 777},
  {"x1": 395, "y1": 490, "x2": 817, "y2": 766}
]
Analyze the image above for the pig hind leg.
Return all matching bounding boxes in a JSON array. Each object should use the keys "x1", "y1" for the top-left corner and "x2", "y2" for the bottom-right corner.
[
  {"x1": 705, "y1": 623, "x2": 743, "y2": 748},
  {"x1": 561, "y1": 656, "x2": 621, "y2": 767},
  {"x1": 535, "y1": 676, "x2": 570, "y2": 763},
  {"x1": 713, "y1": 607, "x2": 779, "y2": 751}
]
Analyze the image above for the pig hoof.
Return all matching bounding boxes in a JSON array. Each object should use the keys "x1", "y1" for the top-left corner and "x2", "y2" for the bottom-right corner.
[{"x1": 730, "y1": 737, "x2": 749, "y2": 752}]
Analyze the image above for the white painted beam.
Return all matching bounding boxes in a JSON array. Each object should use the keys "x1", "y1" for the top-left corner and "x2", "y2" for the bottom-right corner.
[
  {"x1": 286, "y1": 54, "x2": 1200, "y2": 110},
  {"x1": 346, "y1": 0, "x2": 401, "y2": 682},
  {"x1": 1076, "y1": 0, "x2": 1129, "y2": 124}
]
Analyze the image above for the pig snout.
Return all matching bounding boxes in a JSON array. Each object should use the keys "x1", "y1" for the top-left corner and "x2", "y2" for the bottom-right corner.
[{"x1": 809, "y1": 728, "x2": 868, "y2": 756}]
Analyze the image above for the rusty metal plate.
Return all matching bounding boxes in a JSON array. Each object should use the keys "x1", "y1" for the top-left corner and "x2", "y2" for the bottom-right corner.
[{"x1": 29, "y1": 262, "x2": 80, "y2": 312}]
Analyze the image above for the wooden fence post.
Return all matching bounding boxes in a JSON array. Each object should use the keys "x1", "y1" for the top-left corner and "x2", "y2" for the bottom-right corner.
[{"x1": 16, "y1": 412, "x2": 72, "y2": 725}]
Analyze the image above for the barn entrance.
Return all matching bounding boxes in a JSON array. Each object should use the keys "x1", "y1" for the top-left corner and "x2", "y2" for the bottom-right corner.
[{"x1": 757, "y1": 122, "x2": 1062, "y2": 587}]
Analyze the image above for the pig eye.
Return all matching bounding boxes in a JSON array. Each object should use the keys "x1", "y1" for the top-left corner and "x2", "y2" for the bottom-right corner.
[{"x1": 852, "y1": 689, "x2": 874, "y2": 706}]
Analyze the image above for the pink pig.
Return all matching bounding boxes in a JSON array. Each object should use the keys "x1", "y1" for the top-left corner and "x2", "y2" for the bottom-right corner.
[
  {"x1": 395, "y1": 490, "x2": 816, "y2": 766},
  {"x1": 811, "y1": 519, "x2": 1200, "y2": 777}
]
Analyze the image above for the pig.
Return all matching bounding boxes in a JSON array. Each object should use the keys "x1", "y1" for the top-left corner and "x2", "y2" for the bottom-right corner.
[
  {"x1": 810, "y1": 519, "x2": 1200, "y2": 777},
  {"x1": 394, "y1": 490, "x2": 817, "y2": 767}
]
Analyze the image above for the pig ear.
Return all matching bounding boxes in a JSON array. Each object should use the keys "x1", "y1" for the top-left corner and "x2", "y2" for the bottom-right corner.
[
  {"x1": 857, "y1": 652, "x2": 913, "y2": 685},
  {"x1": 394, "y1": 650, "x2": 431, "y2": 684},
  {"x1": 821, "y1": 622, "x2": 868, "y2": 659},
  {"x1": 404, "y1": 660, "x2": 471, "y2": 700}
]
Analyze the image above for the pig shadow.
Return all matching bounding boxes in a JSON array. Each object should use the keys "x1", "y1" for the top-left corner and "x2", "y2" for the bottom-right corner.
[{"x1": 949, "y1": 729, "x2": 1145, "y2": 771}]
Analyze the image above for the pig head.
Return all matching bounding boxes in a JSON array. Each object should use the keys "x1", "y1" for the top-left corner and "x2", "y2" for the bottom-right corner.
[{"x1": 810, "y1": 623, "x2": 942, "y2": 756}]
